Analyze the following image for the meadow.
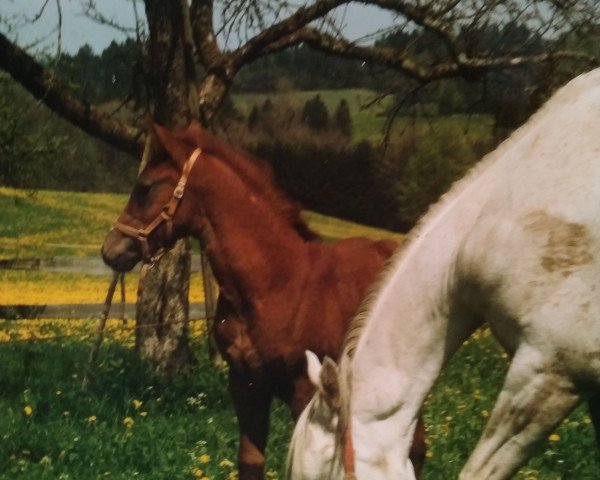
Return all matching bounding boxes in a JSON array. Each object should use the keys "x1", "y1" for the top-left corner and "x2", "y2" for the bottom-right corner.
[
  {"x1": 1, "y1": 187, "x2": 599, "y2": 479},
  {"x1": 232, "y1": 89, "x2": 495, "y2": 144}
]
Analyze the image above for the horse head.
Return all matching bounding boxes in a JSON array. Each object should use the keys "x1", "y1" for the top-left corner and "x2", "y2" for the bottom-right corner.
[
  {"x1": 286, "y1": 351, "x2": 348, "y2": 480},
  {"x1": 101, "y1": 122, "x2": 202, "y2": 272}
]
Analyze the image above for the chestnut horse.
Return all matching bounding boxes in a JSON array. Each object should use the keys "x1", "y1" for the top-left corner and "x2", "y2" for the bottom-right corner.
[{"x1": 101, "y1": 121, "x2": 425, "y2": 479}]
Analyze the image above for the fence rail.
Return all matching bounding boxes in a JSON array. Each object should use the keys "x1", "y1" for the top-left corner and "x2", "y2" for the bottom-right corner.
[
  {"x1": 0, "y1": 302, "x2": 206, "y2": 320},
  {"x1": 0, "y1": 255, "x2": 204, "y2": 275},
  {"x1": 1, "y1": 255, "x2": 207, "y2": 320}
]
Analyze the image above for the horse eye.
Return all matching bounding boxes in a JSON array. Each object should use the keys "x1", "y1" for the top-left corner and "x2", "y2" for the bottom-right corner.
[{"x1": 136, "y1": 182, "x2": 152, "y2": 197}]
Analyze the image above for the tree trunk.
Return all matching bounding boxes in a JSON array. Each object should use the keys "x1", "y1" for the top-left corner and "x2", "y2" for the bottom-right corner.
[
  {"x1": 136, "y1": 0, "x2": 195, "y2": 377},
  {"x1": 136, "y1": 240, "x2": 194, "y2": 376}
]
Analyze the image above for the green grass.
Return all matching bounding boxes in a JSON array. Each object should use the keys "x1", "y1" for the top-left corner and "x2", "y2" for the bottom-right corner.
[
  {"x1": 0, "y1": 188, "x2": 127, "y2": 259},
  {"x1": 2, "y1": 186, "x2": 599, "y2": 478},
  {"x1": 1, "y1": 330, "x2": 598, "y2": 479},
  {"x1": 0, "y1": 338, "x2": 293, "y2": 480},
  {"x1": 0, "y1": 187, "x2": 401, "y2": 260}
]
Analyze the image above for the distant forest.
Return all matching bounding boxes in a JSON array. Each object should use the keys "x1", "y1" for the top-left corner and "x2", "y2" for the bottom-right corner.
[
  {"x1": 54, "y1": 25, "x2": 576, "y2": 123},
  {"x1": 1, "y1": 26, "x2": 596, "y2": 230}
]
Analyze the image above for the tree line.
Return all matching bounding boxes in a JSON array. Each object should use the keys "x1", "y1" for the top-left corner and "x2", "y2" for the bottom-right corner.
[
  {"x1": 2, "y1": 20, "x2": 598, "y2": 231},
  {"x1": 51, "y1": 22, "x2": 598, "y2": 127}
]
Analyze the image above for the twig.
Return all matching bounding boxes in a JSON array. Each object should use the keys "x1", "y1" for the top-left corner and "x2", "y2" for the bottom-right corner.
[
  {"x1": 81, "y1": 271, "x2": 120, "y2": 389},
  {"x1": 119, "y1": 272, "x2": 126, "y2": 323}
]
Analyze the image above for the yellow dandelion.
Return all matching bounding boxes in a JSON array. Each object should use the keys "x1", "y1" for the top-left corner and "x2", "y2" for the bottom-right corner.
[
  {"x1": 87, "y1": 415, "x2": 97, "y2": 423},
  {"x1": 426, "y1": 451, "x2": 434, "y2": 459},
  {"x1": 548, "y1": 433, "x2": 560, "y2": 442},
  {"x1": 198, "y1": 454, "x2": 211, "y2": 464},
  {"x1": 228, "y1": 472, "x2": 238, "y2": 480},
  {"x1": 192, "y1": 467, "x2": 204, "y2": 477},
  {"x1": 23, "y1": 405, "x2": 33, "y2": 416},
  {"x1": 123, "y1": 416, "x2": 134, "y2": 428},
  {"x1": 266, "y1": 470, "x2": 278, "y2": 479},
  {"x1": 219, "y1": 459, "x2": 234, "y2": 468},
  {"x1": 139, "y1": 411, "x2": 148, "y2": 417},
  {"x1": 132, "y1": 399, "x2": 143, "y2": 410},
  {"x1": 481, "y1": 410, "x2": 490, "y2": 418}
]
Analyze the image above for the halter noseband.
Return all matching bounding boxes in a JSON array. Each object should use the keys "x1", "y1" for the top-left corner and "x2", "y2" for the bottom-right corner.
[{"x1": 113, "y1": 148, "x2": 202, "y2": 265}]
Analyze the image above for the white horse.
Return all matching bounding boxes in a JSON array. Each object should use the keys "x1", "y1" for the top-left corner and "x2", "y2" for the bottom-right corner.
[{"x1": 287, "y1": 68, "x2": 600, "y2": 480}]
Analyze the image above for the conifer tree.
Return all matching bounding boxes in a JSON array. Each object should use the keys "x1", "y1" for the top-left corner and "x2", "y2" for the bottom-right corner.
[
  {"x1": 333, "y1": 98, "x2": 352, "y2": 138},
  {"x1": 301, "y1": 94, "x2": 330, "y2": 131}
]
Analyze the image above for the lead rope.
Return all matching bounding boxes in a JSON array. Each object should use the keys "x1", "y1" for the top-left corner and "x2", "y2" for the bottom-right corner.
[
  {"x1": 82, "y1": 133, "x2": 154, "y2": 389},
  {"x1": 81, "y1": 271, "x2": 120, "y2": 389}
]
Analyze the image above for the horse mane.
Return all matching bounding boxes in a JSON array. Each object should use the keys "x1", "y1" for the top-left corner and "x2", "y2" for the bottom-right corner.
[
  {"x1": 338, "y1": 262, "x2": 396, "y2": 361},
  {"x1": 190, "y1": 124, "x2": 321, "y2": 242}
]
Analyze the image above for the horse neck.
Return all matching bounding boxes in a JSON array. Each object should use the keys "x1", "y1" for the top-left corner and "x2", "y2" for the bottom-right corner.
[
  {"x1": 349, "y1": 162, "x2": 493, "y2": 357},
  {"x1": 186, "y1": 153, "x2": 310, "y2": 309},
  {"x1": 342, "y1": 168, "x2": 494, "y2": 471}
]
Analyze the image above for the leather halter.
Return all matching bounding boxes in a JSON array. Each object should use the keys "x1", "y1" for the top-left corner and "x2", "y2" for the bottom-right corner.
[
  {"x1": 113, "y1": 148, "x2": 202, "y2": 265},
  {"x1": 343, "y1": 424, "x2": 356, "y2": 480}
]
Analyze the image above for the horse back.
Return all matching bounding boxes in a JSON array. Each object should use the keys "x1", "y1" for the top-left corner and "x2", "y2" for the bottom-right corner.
[{"x1": 294, "y1": 236, "x2": 399, "y2": 358}]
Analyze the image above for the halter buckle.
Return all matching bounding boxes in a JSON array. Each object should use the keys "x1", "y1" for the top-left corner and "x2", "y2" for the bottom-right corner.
[{"x1": 173, "y1": 182, "x2": 185, "y2": 199}]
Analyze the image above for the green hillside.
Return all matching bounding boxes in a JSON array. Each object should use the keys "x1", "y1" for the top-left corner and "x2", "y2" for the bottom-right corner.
[{"x1": 0, "y1": 187, "x2": 402, "y2": 260}]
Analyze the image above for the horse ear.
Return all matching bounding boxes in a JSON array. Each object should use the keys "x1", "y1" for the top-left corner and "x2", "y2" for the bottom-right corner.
[
  {"x1": 306, "y1": 350, "x2": 323, "y2": 388},
  {"x1": 151, "y1": 122, "x2": 192, "y2": 165},
  {"x1": 320, "y1": 356, "x2": 342, "y2": 412},
  {"x1": 306, "y1": 351, "x2": 342, "y2": 411}
]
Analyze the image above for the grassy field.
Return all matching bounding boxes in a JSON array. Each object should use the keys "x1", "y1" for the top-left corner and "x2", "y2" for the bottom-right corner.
[
  {"x1": 0, "y1": 187, "x2": 401, "y2": 260},
  {"x1": 1, "y1": 187, "x2": 599, "y2": 479},
  {"x1": 232, "y1": 89, "x2": 495, "y2": 144},
  {"x1": 0, "y1": 186, "x2": 399, "y2": 305},
  {"x1": 233, "y1": 88, "x2": 392, "y2": 143}
]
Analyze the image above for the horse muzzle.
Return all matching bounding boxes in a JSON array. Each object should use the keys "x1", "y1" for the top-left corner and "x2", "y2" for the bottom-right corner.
[{"x1": 101, "y1": 228, "x2": 142, "y2": 272}]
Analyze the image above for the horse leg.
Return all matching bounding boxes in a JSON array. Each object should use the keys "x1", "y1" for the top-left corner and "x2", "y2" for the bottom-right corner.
[
  {"x1": 588, "y1": 393, "x2": 600, "y2": 446},
  {"x1": 229, "y1": 368, "x2": 272, "y2": 480},
  {"x1": 410, "y1": 415, "x2": 427, "y2": 478},
  {"x1": 459, "y1": 345, "x2": 580, "y2": 480}
]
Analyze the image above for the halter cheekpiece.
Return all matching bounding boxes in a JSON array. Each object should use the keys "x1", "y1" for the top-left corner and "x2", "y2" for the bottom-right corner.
[{"x1": 112, "y1": 148, "x2": 202, "y2": 266}]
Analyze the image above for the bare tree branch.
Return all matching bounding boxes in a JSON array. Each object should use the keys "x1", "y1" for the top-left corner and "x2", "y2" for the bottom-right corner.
[
  {"x1": 290, "y1": 25, "x2": 593, "y2": 82},
  {"x1": 80, "y1": 0, "x2": 140, "y2": 35},
  {"x1": 228, "y1": 0, "x2": 348, "y2": 70},
  {"x1": 0, "y1": 31, "x2": 144, "y2": 156},
  {"x1": 190, "y1": 0, "x2": 221, "y2": 66}
]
